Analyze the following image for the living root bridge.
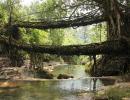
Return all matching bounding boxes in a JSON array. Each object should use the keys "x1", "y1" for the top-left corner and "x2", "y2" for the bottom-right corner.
[
  {"x1": 0, "y1": 38, "x2": 129, "y2": 56},
  {"x1": 15, "y1": 17, "x2": 105, "y2": 30}
]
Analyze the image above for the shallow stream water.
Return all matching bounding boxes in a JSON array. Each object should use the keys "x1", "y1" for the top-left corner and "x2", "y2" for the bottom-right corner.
[{"x1": 0, "y1": 65, "x2": 103, "y2": 100}]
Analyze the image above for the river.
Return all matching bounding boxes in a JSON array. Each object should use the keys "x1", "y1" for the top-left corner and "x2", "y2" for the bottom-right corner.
[{"x1": 0, "y1": 65, "x2": 103, "y2": 100}]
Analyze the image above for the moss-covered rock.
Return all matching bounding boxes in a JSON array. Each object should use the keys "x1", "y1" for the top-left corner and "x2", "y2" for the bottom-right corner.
[
  {"x1": 57, "y1": 74, "x2": 74, "y2": 79},
  {"x1": 35, "y1": 69, "x2": 54, "y2": 79}
]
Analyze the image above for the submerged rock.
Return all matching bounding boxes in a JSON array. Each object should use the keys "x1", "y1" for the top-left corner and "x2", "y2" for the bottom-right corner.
[
  {"x1": 57, "y1": 74, "x2": 74, "y2": 79},
  {"x1": 35, "y1": 70, "x2": 54, "y2": 79}
]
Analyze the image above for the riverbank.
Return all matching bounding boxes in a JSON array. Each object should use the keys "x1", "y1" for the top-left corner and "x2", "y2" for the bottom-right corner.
[
  {"x1": 0, "y1": 57, "x2": 130, "y2": 100},
  {"x1": 95, "y1": 82, "x2": 130, "y2": 100},
  {"x1": 0, "y1": 59, "x2": 68, "y2": 79}
]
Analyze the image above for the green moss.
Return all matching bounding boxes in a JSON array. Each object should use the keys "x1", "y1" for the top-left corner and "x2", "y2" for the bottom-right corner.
[
  {"x1": 85, "y1": 62, "x2": 92, "y2": 74},
  {"x1": 105, "y1": 87, "x2": 130, "y2": 100}
]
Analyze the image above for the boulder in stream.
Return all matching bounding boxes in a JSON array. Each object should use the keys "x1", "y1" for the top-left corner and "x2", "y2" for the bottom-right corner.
[
  {"x1": 57, "y1": 74, "x2": 74, "y2": 79},
  {"x1": 36, "y1": 70, "x2": 54, "y2": 79}
]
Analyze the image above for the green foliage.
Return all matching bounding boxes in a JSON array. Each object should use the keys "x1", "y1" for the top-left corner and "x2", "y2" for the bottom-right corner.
[
  {"x1": 23, "y1": 0, "x2": 67, "y2": 22},
  {"x1": 0, "y1": 0, "x2": 108, "y2": 65},
  {"x1": 0, "y1": 3, "x2": 8, "y2": 24},
  {"x1": 49, "y1": 29, "x2": 64, "y2": 45},
  {"x1": 71, "y1": 56, "x2": 80, "y2": 64},
  {"x1": 85, "y1": 63, "x2": 92, "y2": 73},
  {"x1": 62, "y1": 55, "x2": 89, "y2": 65},
  {"x1": 36, "y1": 0, "x2": 67, "y2": 20},
  {"x1": 71, "y1": 56, "x2": 88, "y2": 65},
  {"x1": 29, "y1": 29, "x2": 50, "y2": 45},
  {"x1": 83, "y1": 23, "x2": 107, "y2": 43},
  {"x1": 106, "y1": 87, "x2": 130, "y2": 100},
  {"x1": 20, "y1": 28, "x2": 50, "y2": 45},
  {"x1": 63, "y1": 28, "x2": 83, "y2": 45}
]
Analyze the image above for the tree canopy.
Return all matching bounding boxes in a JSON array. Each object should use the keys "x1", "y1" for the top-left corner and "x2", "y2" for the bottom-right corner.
[{"x1": 0, "y1": 0, "x2": 130, "y2": 56}]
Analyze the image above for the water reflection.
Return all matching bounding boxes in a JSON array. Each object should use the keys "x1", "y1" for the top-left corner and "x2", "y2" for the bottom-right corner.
[
  {"x1": 0, "y1": 80, "x2": 101, "y2": 100},
  {"x1": 0, "y1": 65, "x2": 103, "y2": 100}
]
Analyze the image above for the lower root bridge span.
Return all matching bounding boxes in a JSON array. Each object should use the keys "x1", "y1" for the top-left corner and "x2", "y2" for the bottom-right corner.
[{"x1": 0, "y1": 37, "x2": 129, "y2": 56}]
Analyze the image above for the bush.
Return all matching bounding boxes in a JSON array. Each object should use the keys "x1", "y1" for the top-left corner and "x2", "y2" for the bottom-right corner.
[{"x1": 106, "y1": 87, "x2": 130, "y2": 100}]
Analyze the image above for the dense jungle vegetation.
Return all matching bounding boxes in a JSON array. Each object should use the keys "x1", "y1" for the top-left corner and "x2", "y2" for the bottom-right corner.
[
  {"x1": 0, "y1": 0, "x2": 107, "y2": 66},
  {"x1": 0, "y1": 0, "x2": 130, "y2": 100}
]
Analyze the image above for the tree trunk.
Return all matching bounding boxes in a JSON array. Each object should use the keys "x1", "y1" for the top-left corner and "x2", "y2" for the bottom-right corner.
[{"x1": 95, "y1": 0, "x2": 130, "y2": 76}]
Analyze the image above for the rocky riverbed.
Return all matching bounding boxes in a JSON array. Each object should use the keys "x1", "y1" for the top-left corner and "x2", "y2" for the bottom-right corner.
[{"x1": 0, "y1": 57, "x2": 130, "y2": 100}]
